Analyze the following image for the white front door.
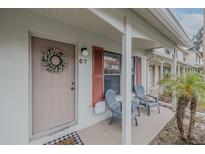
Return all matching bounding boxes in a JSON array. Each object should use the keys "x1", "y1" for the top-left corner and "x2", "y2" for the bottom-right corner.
[{"x1": 32, "y1": 36, "x2": 75, "y2": 136}]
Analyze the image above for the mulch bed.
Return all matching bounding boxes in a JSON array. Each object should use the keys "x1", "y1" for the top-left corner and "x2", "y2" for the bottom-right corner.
[
  {"x1": 149, "y1": 113, "x2": 205, "y2": 145},
  {"x1": 158, "y1": 94, "x2": 172, "y2": 104}
]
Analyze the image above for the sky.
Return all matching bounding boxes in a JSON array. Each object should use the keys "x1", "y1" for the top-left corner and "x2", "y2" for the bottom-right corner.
[{"x1": 170, "y1": 8, "x2": 203, "y2": 40}]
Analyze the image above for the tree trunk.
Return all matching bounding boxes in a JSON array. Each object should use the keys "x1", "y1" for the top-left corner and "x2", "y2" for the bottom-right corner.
[
  {"x1": 188, "y1": 94, "x2": 197, "y2": 139},
  {"x1": 176, "y1": 96, "x2": 189, "y2": 139}
]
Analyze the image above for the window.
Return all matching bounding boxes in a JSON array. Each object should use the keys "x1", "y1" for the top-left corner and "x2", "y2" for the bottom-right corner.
[
  {"x1": 165, "y1": 48, "x2": 170, "y2": 55},
  {"x1": 183, "y1": 53, "x2": 186, "y2": 61},
  {"x1": 163, "y1": 67, "x2": 171, "y2": 74},
  {"x1": 104, "y1": 52, "x2": 121, "y2": 95}
]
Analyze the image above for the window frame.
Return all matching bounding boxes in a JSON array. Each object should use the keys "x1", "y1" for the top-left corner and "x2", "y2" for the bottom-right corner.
[
  {"x1": 103, "y1": 51, "x2": 121, "y2": 95},
  {"x1": 104, "y1": 51, "x2": 121, "y2": 75},
  {"x1": 103, "y1": 52, "x2": 138, "y2": 94}
]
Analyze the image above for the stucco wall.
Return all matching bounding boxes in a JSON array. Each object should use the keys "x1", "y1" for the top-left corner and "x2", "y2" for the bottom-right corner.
[
  {"x1": 177, "y1": 50, "x2": 185, "y2": 62},
  {"x1": 186, "y1": 52, "x2": 195, "y2": 66},
  {"x1": 0, "y1": 9, "x2": 148, "y2": 144}
]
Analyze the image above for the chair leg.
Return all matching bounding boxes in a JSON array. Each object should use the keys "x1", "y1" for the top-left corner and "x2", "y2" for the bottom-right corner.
[
  {"x1": 146, "y1": 105, "x2": 150, "y2": 116},
  {"x1": 109, "y1": 116, "x2": 114, "y2": 125},
  {"x1": 158, "y1": 105, "x2": 160, "y2": 113},
  {"x1": 147, "y1": 106, "x2": 151, "y2": 116},
  {"x1": 135, "y1": 117, "x2": 138, "y2": 126},
  {"x1": 137, "y1": 107, "x2": 140, "y2": 116}
]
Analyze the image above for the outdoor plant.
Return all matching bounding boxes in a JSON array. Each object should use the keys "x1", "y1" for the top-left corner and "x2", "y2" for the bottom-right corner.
[
  {"x1": 158, "y1": 72, "x2": 205, "y2": 143},
  {"x1": 158, "y1": 73, "x2": 173, "y2": 104}
]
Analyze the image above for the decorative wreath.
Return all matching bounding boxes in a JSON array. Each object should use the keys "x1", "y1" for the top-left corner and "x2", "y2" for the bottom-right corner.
[{"x1": 42, "y1": 48, "x2": 68, "y2": 73}]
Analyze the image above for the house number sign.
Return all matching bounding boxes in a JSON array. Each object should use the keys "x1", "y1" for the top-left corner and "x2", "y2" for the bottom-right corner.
[{"x1": 79, "y1": 58, "x2": 87, "y2": 64}]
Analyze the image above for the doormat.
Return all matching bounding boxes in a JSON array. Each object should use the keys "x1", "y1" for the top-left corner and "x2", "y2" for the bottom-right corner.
[{"x1": 44, "y1": 131, "x2": 84, "y2": 145}]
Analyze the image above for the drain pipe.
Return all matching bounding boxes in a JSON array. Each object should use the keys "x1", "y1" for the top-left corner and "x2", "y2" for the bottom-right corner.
[{"x1": 146, "y1": 51, "x2": 155, "y2": 94}]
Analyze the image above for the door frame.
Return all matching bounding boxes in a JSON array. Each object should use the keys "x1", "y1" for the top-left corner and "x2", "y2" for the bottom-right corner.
[{"x1": 28, "y1": 31, "x2": 79, "y2": 141}]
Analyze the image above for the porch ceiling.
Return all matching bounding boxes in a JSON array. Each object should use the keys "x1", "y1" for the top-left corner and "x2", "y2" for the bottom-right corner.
[
  {"x1": 29, "y1": 8, "x2": 163, "y2": 51},
  {"x1": 132, "y1": 38, "x2": 161, "y2": 51},
  {"x1": 29, "y1": 8, "x2": 122, "y2": 41}
]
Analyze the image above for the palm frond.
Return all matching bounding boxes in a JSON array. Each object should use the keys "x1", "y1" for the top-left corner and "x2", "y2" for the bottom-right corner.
[{"x1": 158, "y1": 72, "x2": 205, "y2": 99}]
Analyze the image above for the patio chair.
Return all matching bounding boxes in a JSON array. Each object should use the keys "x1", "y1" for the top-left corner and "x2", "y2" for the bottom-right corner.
[
  {"x1": 134, "y1": 85, "x2": 160, "y2": 116},
  {"x1": 105, "y1": 89, "x2": 139, "y2": 126}
]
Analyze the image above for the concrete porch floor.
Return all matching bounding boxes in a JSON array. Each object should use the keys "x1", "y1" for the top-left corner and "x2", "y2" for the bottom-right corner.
[{"x1": 78, "y1": 106, "x2": 175, "y2": 145}]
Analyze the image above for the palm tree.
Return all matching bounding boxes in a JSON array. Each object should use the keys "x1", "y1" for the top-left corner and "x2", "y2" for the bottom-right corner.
[{"x1": 159, "y1": 72, "x2": 205, "y2": 142}]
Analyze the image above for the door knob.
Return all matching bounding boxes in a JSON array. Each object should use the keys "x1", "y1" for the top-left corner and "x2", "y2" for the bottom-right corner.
[{"x1": 71, "y1": 87, "x2": 75, "y2": 91}]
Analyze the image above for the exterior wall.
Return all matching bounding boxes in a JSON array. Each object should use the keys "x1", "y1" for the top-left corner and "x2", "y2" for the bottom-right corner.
[
  {"x1": 148, "y1": 61, "x2": 160, "y2": 89},
  {"x1": 154, "y1": 65, "x2": 160, "y2": 86},
  {"x1": 177, "y1": 50, "x2": 186, "y2": 62},
  {"x1": 149, "y1": 48, "x2": 173, "y2": 89},
  {"x1": 154, "y1": 48, "x2": 172, "y2": 58},
  {"x1": 195, "y1": 53, "x2": 203, "y2": 66},
  {"x1": 0, "y1": 9, "x2": 148, "y2": 144},
  {"x1": 149, "y1": 46, "x2": 204, "y2": 95},
  {"x1": 186, "y1": 51, "x2": 196, "y2": 66},
  {"x1": 177, "y1": 49, "x2": 203, "y2": 69}
]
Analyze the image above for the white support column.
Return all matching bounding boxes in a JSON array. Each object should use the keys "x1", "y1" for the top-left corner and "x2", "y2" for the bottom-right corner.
[
  {"x1": 154, "y1": 65, "x2": 158, "y2": 86},
  {"x1": 159, "y1": 60, "x2": 164, "y2": 95},
  {"x1": 146, "y1": 60, "x2": 150, "y2": 93},
  {"x1": 172, "y1": 48, "x2": 177, "y2": 111},
  {"x1": 160, "y1": 59, "x2": 164, "y2": 79},
  {"x1": 122, "y1": 16, "x2": 132, "y2": 145},
  {"x1": 177, "y1": 65, "x2": 180, "y2": 76},
  {"x1": 171, "y1": 50, "x2": 177, "y2": 78}
]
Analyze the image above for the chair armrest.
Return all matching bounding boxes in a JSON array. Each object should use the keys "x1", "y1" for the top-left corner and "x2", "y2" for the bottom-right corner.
[
  {"x1": 136, "y1": 96, "x2": 147, "y2": 105},
  {"x1": 147, "y1": 94, "x2": 158, "y2": 102},
  {"x1": 136, "y1": 96, "x2": 146, "y2": 101}
]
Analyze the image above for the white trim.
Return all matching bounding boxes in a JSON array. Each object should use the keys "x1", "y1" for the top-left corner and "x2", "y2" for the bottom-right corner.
[
  {"x1": 28, "y1": 31, "x2": 79, "y2": 142},
  {"x1": 131, "y1": 8, "x2": 192, "y2": 48},
  {"x1": 149, "y1": 9, "x2": 192, "y2": 48}
]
